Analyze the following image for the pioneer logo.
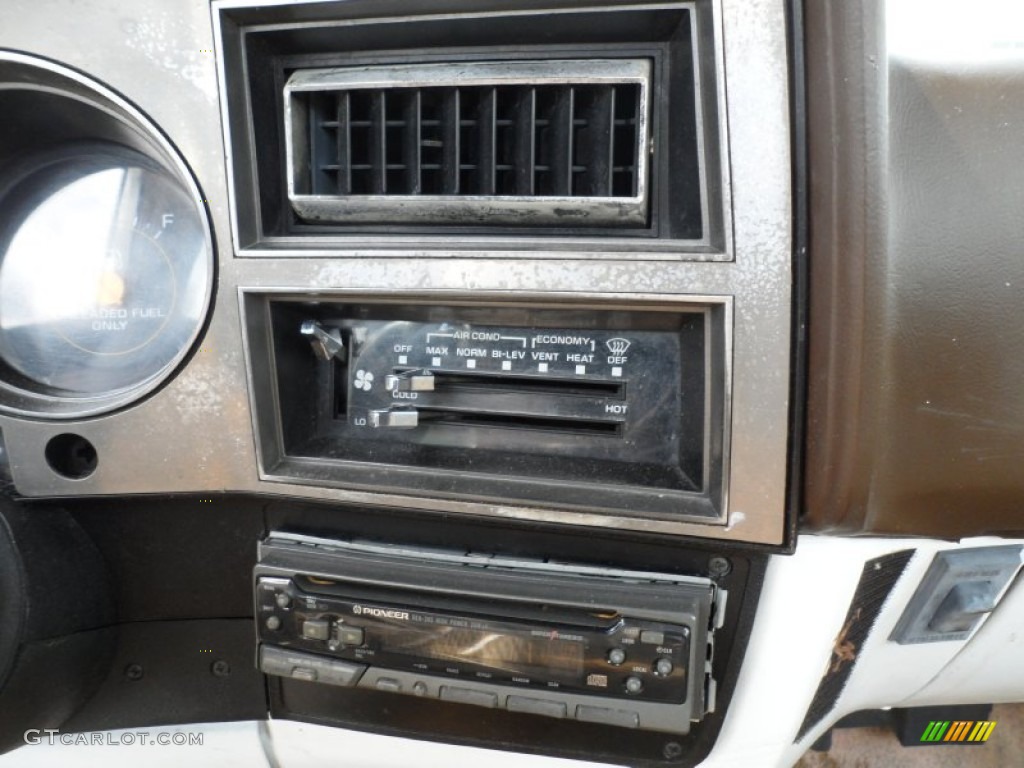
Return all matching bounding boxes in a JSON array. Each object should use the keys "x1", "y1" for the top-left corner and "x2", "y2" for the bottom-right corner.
[{"x1": 352, "y1": 605, "x2": 410, "y2": 621}]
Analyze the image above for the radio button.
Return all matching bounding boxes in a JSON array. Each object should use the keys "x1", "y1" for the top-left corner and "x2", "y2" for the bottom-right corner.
[
  {"x1": 301, "y1": 619, "x2": 330, "y2": 641},
  {"x1": 336, "y1": 626, "x2": 365, "y2": 646},
  {"x1": 412, "y1": 681, "x2": 428, "y2": 696},
  {"x1": 275, "y1": 593, "x2": 291, "y2": 609},
  {"x1": 607, "y1": 648, "x2": 627, "y2": 666},
  {"x1": 506, "y1": 696, "x2": 567, "y2": 720},
  {"x1": 640, "y1": 630, "x2": 665, "y2": 646},
  {"x1": 576, "y1": 705, "x2": 640, "y2": 729},
  {"x1": 654, "y1": 658, "x2": 674, "y2": 677},
  {"x1": 291, "y1": 667, "x2": 317, "y2": 682},
  {"x1": 375, "y1": 678, "x2": 402, "y2": 692},
  {"x1": 317, "y1": 662, "x2": 365, "y2": 687},
  {"x1": 259, "y1": 647, "x2": 365, "y2": 688},
  {"x1": 265, "y1": 616, "x2": 282, "y2": 631},
  {"x1": 624, "y1": 676, "x2": 644, "y2": 695},
  {"x1": 440, "y1": 686, "x2": 498, "y2": 709}
]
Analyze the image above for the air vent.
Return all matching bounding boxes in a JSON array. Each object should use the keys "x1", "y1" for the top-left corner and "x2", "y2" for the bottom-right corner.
[{"x1": 285, "y1": 60, "x2": 651, "y2": 227}]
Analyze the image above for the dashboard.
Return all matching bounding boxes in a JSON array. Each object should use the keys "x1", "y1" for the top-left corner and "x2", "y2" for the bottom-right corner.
[{"x1": 0, "y1": 1, "x2": 1021, "y2": 767}]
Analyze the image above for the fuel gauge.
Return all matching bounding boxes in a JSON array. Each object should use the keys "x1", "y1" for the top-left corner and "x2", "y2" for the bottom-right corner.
[{"x1": 0, "y1": 142, "x2": 213, "y2": 415}]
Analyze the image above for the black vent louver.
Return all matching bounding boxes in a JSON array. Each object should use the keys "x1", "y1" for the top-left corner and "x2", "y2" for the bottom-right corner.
[{"x1": 286, "y1": 60, "x2": 651, "y2": 227}]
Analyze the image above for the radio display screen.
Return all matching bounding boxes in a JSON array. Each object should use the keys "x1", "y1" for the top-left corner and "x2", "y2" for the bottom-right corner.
[{"x1": 384, "y1": 623, "x2": 585, "y2": 680}]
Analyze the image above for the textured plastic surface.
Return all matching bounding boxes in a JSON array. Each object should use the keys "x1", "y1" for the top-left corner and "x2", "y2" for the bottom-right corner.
[
  {"x1": 804, "y1": 0, "x2": 1024, "y2": 538},
  {"x1": 0, "y1": 501, "x2": 116, "y2": 753}
]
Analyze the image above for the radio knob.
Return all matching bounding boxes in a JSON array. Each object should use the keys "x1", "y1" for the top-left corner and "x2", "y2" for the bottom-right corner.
[
  {"x1": 275, "y1": 593, "x2": 291, "y2": 609},
  {"x1": 654, "y1": 658, "x2": 674, "y2": 677},
  {"x1": 265, "y1": 616, "x2": 282, "y2": 631},
  {"x1": 624, "y1": 676, "x2": 644, "y2": 695},
  {"x1": 607, "y1": 648, "x2": 627, "y2": 666}
]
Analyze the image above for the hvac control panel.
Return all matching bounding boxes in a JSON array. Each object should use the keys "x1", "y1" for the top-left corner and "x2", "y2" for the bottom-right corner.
[
  {"x1": 334, "y1": 323, "x2": 670, "y2": 440},
  {"x1": 252, "y1": 298, "x2": 727, "y2": 527}
]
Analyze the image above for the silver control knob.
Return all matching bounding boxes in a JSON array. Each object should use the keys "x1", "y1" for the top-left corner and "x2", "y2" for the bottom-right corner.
[
  {"x1": 369, "y1": 409, "x2": 419, "y2": 429},
  {"x1": 654, "y1": 658, "x2": 674, "y2": 677},
  {"x1": 274, "y1": 593, "x2": 291, "y2": 609},
  {"x1": 300, "y1": 320, "x2": 345, "y2": 361},
  {"x1": 607, "y1": 648, "x2": 627, "y2": 666},
  {"x1": 624, "y1": 676, "x2": 644, "y2": 695},
  {"x1": 265, "y1": 616, "x2": 281, "y2": 631},
  {"x1": 385, "y1": 370, "x2": 435, "y2": 392}
]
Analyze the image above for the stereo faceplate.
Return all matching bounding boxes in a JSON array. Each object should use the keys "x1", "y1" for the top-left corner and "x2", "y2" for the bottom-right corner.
[{"x1": 254, "y1": 533, "x2": 722, "y2": 735}]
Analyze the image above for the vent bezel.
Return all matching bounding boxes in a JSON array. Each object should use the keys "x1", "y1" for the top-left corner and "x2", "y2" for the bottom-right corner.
[
  {"x1": 284, "y1": 59, "x2": 652, "y2": 227},
  {"x1": 215, "y1": 0, "x2": 730, "y2": 258}
]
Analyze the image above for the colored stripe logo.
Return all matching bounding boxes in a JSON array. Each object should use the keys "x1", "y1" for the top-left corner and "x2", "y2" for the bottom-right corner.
[{"x1": 920, "y1": 720, "x2": 996, "y2": 743}]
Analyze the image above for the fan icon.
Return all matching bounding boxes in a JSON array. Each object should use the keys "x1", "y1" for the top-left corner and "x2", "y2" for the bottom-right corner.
[{"x1": 354, "y1": 370, "x2": 374, "y2": 391}]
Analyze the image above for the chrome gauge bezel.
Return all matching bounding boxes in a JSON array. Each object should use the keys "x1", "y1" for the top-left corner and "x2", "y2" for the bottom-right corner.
[{"x1": 0, "y1": 52, "x2": 215, "y2": 419}]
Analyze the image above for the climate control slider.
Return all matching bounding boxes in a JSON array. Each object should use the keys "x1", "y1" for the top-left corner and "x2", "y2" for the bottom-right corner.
[
  {"x1": 385, "y1": 370, "x2": 435, "y2": 393},
  {"x1": 369, "y1": 408, "x2": 419, "y2": 429}
]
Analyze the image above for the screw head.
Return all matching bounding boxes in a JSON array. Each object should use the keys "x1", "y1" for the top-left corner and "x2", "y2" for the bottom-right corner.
[
  {"x1": 124, "y1": 663, "x2": 144, "y2": 682},
  {"x1": 211, "y1": 660, "x2": 231, "y2": 677},
  {"x1": 663, "y1": 741, "x2": 684, "y2": 760},
  {"x1": 708, "y1": 556, "x2": 732, "y2": 578}
]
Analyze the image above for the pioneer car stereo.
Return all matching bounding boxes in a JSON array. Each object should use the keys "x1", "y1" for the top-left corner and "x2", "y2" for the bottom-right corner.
[{"x1": 254, "y1": 532, "x2": 725, "y2": 736}]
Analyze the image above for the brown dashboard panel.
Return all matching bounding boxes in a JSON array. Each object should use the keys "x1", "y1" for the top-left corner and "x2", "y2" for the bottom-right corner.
[{"x1": 803, "y1": 0, "x2": 1024, "y2": 538}]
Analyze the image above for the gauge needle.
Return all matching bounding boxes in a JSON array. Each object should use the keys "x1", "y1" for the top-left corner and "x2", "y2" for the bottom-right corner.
[{"x1": 96, "y1": 270, "x2": 126, "y2": 307}]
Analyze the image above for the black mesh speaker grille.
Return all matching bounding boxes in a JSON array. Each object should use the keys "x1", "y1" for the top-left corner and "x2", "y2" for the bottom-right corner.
[{"x1": 794, "y1": 549, "x2": 915, "y2": 742}]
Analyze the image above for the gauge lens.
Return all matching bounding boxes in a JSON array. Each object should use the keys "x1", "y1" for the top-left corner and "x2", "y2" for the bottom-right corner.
[{"x1": 0, "y1": 146, "x2": 211, "y2": 396}]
